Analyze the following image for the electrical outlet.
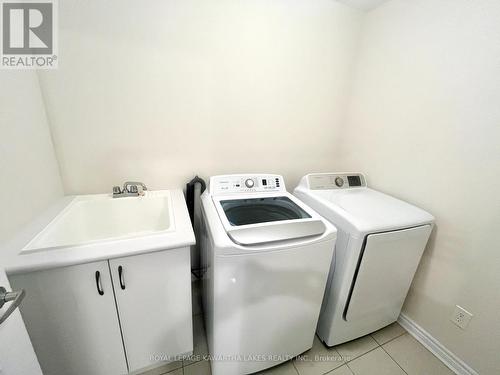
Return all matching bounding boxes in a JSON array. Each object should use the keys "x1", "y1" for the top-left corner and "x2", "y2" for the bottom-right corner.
[{"x1": 451, "y1": 305, "x2": 473, "y2": 329}]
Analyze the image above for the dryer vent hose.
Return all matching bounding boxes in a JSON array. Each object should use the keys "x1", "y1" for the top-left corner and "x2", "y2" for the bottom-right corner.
[{"x1": 186, "y1": 176, "x2": 206, "y2": 224}]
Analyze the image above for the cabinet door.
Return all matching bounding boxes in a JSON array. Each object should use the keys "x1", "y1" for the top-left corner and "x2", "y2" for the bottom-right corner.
[
  {"x1": 9, "y1": 261, "x2": 128, "y2": 375},
  {"x1": 109, "y1": 248, "x2": 193, "y2": 372}
]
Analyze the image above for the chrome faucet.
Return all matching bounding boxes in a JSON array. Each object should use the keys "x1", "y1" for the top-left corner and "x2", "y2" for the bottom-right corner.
[{"x1": 113, "y1": 181, "x2": 148, "y2": 198}]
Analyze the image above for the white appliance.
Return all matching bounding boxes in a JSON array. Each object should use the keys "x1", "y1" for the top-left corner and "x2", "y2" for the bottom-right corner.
[
  {"x1": 200, "y1": 174, "x2": 337, "y2": 375},
  {"x1": 294, "y1": 173, "x2": 434, "y2": 347}
]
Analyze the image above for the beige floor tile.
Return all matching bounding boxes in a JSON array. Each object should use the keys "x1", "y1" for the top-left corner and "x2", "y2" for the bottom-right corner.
[
  {"x1": 371, "y1": 323, "x2": 406, "y2": 345},
  {"x1": 326, "y1": 365, "x2": 353, "y2": 375},
  {"x1": 257, "y1": 360, "x2": 298, "y2": 374},
  {"x1": 134, "y1": 360, "x2": 183, "y2": 375},
  {"x1": 334, "y1": 335, "x2": 379, "y2": 362},
  {"x1": 184, "y1": 315, "x2": 209, "y2": 366},
  {"x1": 383, "y1": 334, "x2": 454, "y2": 375},
  {"x1": 184, "y1": 360, "x2": 212, "y2": 375},
  {"x1": 347, "y1": 347, "x2": 405, "y2": 375},
  {"x1": 293, "y1": 336, "x2": 344, "y2": 375}
]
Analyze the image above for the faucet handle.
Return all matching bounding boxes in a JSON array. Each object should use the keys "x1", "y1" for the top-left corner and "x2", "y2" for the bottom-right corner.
[
  {"x1": 123, "y1": 181, "x2": 147, "y2": 193},
  {"x1": 137, "y1": 185, "x2": 145, "y2": 196}
]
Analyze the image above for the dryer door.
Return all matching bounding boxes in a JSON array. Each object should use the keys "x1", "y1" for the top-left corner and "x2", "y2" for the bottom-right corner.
[{"x1": 344, "y1": 225, "x2": 432, "y2": 323}]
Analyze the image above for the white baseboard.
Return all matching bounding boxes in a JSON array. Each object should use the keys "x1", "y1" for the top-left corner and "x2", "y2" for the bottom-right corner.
[{"x1": 397, "y1": 314, "x2": 478, "y2": 375}]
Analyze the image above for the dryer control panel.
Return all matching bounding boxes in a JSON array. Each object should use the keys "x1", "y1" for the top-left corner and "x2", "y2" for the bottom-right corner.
[
  {"x1": 307, "y1": 173, "x2": 366, "y2": 190},
  {"x1": 209, "y1": 174, "x2": 286, "y2": 195}
]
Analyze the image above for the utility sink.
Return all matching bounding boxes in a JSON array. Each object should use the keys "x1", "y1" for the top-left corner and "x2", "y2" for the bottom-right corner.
[{"x1": 22, "y1": 190, "x2": 174, "y2": 253}]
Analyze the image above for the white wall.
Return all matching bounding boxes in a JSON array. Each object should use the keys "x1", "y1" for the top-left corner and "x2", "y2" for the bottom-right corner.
[
  {"x1": 0, "y1": 71, "x2": 60, "y2": 375},
  {"x1": 38, "y1": 0, "x2": 362, "y2": 194},
  {"x1": 338, "y1": 1, "x2": 500, "y2": 373},
  {"x1": 0, "y1": 72, "x2": 63, "y2": 244}
]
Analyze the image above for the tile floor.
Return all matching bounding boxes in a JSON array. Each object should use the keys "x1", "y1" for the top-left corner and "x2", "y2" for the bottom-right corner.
[{"x1": 140, "y1": 282, "x2": 455, "y2": 375}]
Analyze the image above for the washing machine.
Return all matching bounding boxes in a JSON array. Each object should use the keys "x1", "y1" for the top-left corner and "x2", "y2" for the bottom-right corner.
[
  {"x1": 199, "y1": 174, "x2": 337, "y2": 375},
  {"x1": 294, "y1": 173, "x2": 434, "y2": 347}
]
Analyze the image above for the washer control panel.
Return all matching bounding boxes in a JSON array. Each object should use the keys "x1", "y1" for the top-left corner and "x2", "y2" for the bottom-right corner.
[
  {"x1": 307, "y1": 173, "x2": 366, "y2": 190},
  {"x1": 210, "y1": 174, "x2": 285, "y2": 195}
]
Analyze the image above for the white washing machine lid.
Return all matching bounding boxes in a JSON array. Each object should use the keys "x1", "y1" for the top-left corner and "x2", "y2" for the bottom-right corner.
[
  {"x1": 212, "y1": 193, "x2": 327, "y2": 245},
  {"x1": 295, "y1": 175, "x2": 434, "y2": 235}
]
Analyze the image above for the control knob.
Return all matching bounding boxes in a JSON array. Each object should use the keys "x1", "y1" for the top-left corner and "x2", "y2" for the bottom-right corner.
[
  {"x1": 245, "y1": 179, "x2": 255, "y2": 188},
  {"x1": 335, "y1": 177, "x2": 344, "y2": 187}
]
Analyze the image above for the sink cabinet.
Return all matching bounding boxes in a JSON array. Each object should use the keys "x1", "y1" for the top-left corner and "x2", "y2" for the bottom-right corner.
[{"x1": 9, "y1": 247, "x2": 193, "y2": 375}]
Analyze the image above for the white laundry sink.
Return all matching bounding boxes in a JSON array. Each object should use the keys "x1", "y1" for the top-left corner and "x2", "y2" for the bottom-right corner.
[{"x1": 21, "y1": 191, "x2": 174, "y2": 253}]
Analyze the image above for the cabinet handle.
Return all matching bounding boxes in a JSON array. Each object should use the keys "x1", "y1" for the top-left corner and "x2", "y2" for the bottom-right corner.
[
  {"x1": 95, "y1": 271, "x2": 104, "y2": 296},
  {"x1": 118, "y1": 266, "x2": 125, "y2": 290}
]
